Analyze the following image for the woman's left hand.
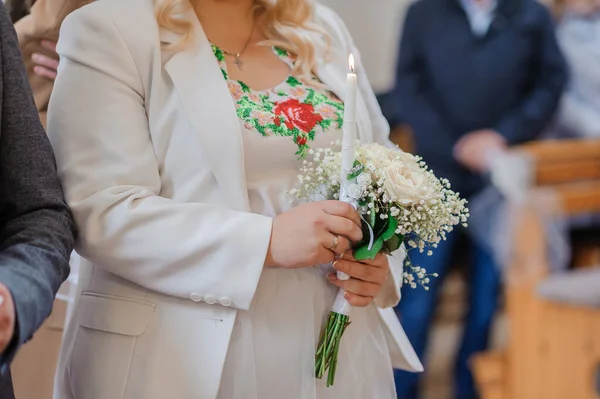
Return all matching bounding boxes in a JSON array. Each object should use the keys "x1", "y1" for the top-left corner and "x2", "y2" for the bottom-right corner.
[
  {"x1": 32, "y1": 40, "x2": 59, "y2": 80},
  {"x1": 327, "y1": 252, "x2": 389, "y2": 307}
]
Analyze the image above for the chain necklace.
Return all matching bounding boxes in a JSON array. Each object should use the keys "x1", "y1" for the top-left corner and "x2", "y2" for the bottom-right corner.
[{"x1": 219, "y1": 24, "x2": 255, "y2": 71}]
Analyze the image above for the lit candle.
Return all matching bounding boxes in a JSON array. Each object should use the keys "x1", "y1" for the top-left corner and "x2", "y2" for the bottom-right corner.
[
  {"x1": 336, "y1": 54, "x2": 358, "y2": 283},
  {"x1": 339, "y1": 54, "x2": 357, "y2": 204}
]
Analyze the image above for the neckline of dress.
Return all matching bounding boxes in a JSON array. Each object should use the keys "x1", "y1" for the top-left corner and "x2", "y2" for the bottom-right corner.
[{"x1": 211, "y1": 44, "x2": 297, "y2": 94}]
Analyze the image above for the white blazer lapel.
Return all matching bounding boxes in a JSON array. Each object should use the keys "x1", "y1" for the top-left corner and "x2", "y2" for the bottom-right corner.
[{"x1": 161, "y1": 15, "x2": 251, "y2": 212}]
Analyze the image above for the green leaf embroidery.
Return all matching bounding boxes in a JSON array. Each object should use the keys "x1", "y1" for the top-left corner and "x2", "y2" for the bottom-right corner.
[
  {"x1": 305, "y1": 89, "x2": 316, "y2": 104},
  {"x1": 286, "y1": 76, "x2": 302, "y2": 87},
  {"x1": 239, "y1": 81, "x2": 251, "y2": 93},
  {"x1": 221, "y1": 69, "x2": 228, "y2": 80},
  {"x1": 311, "y1": 91, "x2": 329, "y2": 105},
  {"x1": 319, "y1": 119, "x2": 332, "y2": 130},
  {"x1": 274, "y1": 47, "x2": 288, "y2": 58},
  {"x1": 211, "y1": 45, "x2": 226, "y2": 63}
]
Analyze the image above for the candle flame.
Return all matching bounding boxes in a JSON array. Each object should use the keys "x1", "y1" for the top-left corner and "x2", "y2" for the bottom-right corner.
[{"x1": 349, "y1": 54, "x2": 355, "y2": 73}]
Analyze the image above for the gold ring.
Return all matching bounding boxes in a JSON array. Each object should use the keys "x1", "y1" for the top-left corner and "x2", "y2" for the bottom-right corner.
[{"x1": 329, "y1": 235, "x2": 339, "y2": 252}]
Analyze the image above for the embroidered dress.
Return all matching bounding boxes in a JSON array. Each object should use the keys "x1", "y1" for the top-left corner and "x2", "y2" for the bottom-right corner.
[{"x1": 214, "y1": 45, "x2": 396, "y2": 399}]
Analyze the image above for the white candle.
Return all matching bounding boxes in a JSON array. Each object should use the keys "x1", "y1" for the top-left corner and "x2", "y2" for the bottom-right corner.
[
  {"x1": 336, "y1": 54, "x2": 358, "y2": 283},
  {"x1": 339, "y1": 54, "x2": 358, "y2": 204}
]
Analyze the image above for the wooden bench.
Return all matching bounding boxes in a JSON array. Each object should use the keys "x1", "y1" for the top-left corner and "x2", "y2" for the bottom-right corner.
[{"x1": 473, "y1": 139, "x2": 600, "y2": 399}]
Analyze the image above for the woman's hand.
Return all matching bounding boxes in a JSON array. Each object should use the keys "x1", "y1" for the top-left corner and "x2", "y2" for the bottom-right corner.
[
  {"x1": 327, "y1": 252, "x2": 390, "y2": 307},
  {"x1": 32, "y1": 40, "x2": 59, "y2": 80},
  {"x1": 265, "y1": 200, "x2": 363, "y2": 269}
]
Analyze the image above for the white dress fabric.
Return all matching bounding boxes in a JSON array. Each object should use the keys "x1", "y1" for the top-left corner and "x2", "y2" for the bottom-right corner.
[{"x1": 217, "y1": 82, "x2": 396, "y2": 399}]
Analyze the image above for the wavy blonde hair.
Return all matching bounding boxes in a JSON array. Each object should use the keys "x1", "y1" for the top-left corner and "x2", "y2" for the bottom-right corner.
[{"x1": 155, "y1": 0, "x2": 329, "y2": 83}]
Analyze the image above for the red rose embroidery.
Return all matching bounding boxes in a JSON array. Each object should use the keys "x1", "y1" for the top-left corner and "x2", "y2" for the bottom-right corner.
[
  {"x1": 296, "y1": 136, "x2": 308, "y2": 146},
  {"x1": 273, "y1": 99, "x2": 323, "y2": 133}
]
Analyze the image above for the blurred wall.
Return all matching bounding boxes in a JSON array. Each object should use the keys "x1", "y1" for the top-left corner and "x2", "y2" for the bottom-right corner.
[{"x1": 318, "y1": 0, "x2": 414, "y2": 94}]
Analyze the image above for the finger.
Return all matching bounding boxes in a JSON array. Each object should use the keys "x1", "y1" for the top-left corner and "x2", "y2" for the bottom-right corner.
[
  {"x1": 343, "y1": 292, "x2": 372, "y2": 307},
  {"x1": 360, "y1": 252, "x2": 389, "y2": 268},
  {"x1": 321, "y1": 234, "x2": 351, "y2": 255},
  {"x1": 32, "y1": 53, "x2": 59, "y2": 70},
  {"x1": 40, "y1": 40, "x2": 58, "y2": 52},
  {"x1": 321, "y1": 201, "x2": 360, "y2": 227},
  {"x1": 315, "y1": 246, "x2": 335, "y2": 266},
  {"x1": 324, "y1": 215, "x2": 363, "y2": 243},
  {"x1": 327, "y1": 273, "x2": 380, "y2": 298},
  {"x1": 333, "y1": 260, "x2": 387, "y2": 284},
  {"x1": 33, "y1": 66, "x2": 58, "y2": 80}
]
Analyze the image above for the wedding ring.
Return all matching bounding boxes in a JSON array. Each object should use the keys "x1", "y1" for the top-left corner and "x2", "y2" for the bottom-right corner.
[{"x1": 329, "y1": 235, "x2": 339, "y2": 252}]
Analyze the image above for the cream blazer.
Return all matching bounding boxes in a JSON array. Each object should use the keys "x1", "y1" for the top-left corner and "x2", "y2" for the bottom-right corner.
[{"x1": 48, "y1": 0, "x2": 423, "y2": 398}]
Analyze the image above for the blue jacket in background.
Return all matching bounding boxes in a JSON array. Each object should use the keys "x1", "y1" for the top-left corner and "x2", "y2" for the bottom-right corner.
[{"x1": 393, "y1": 0, "x2": 567, "y2": 196}]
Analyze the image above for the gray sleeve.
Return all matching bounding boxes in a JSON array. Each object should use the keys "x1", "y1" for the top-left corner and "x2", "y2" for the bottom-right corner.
[{"x1": 0, "y1": 1, "x2": 75, "y2": 366}]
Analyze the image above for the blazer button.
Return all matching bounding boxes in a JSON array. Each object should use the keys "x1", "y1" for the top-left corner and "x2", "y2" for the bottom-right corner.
[
  {"x1": 190, "y1": 293, "x2": 203, "y2": 302},
  {"x1": 204, "y1": 294, "x2": 216, "y2": 305},
  {"x1": 219, "y1": 297, "x2": 232, "y2": 307}
]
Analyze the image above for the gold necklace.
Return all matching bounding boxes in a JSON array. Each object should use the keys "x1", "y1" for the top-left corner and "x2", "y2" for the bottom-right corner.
[{"x1": 219, "y1": 24, "x2": 255, "y2": 71}]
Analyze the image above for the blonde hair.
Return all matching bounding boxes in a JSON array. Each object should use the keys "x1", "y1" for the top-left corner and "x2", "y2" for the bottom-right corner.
[{"x1": 155, "y1": 0, "x2": 328, "y2": 83}]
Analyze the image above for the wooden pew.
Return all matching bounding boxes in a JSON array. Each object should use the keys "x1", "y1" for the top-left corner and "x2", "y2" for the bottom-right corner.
[{"x1": 473, "y1": 139, "x2": 600, "y2": 399}]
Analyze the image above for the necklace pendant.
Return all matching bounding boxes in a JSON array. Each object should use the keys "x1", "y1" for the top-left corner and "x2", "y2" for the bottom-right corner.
[{"x1": 234, "y1": 55, "x2": 243, "y2": 71}]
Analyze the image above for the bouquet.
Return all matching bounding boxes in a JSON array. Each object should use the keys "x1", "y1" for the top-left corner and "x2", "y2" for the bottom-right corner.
[{"x1": 290, "y1": 141, "x2": 468, "y2": 386}]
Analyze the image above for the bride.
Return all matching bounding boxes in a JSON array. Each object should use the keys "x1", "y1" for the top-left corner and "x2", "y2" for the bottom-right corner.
[{"x1": 48, "y1": 0, "x2": 422, "y2": 397}]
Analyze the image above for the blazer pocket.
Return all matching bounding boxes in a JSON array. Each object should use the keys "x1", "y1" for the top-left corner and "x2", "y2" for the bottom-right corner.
[
  {"x1": 77, "y1": 292, "x2": 155, "y2": 336},
  {"x1": 69, "y1": 293, "x2": 155, "y2": 399}
]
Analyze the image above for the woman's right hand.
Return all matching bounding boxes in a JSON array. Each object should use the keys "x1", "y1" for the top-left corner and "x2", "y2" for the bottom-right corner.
[{"x1": 265, "y1": 201, "x2": 363, "y2": 269}]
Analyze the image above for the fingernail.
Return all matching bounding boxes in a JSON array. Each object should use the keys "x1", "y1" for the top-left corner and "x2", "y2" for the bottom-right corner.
[
  {"x1": 333, "y1": 261, "x2": 342, "y2": 271},
  {"x1": 32, "y1": 53, "x2": 40, "y2": 61},
  {"x1": 0, "y1": 295, "x2": 4, "y2": 306}
]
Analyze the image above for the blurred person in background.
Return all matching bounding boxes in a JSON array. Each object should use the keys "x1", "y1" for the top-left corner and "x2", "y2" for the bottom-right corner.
[
  {"x1": 5, "y1": 0, "x2": 89, "y2": 126},
  {"x1": 0, "y1": 3, "x2": 75, "y2": 398},
  {"x1": 392, "y1": 0, "x2": 567, "y2": 397},
  {"x1": 553, "y1": 0, "x2": 600, "y2": 138}
]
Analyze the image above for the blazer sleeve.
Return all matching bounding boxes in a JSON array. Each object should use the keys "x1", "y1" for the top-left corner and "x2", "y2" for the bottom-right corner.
[
  {"x1": 493, "y1": 7, "x2": 568, "y2": 144},
  {"x1": 0, "y1": 3, "x2": 74, "y2": 365},
  {"x1": 320, "y1": 5, "x2": 405, "y2": 308},
  {"x1": 48, "y1": 7, "x2": 272, "y2": 311}
]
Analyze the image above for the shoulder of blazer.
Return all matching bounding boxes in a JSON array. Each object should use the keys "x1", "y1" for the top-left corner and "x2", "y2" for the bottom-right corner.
[{"x1": 64, "y1": 0, "x2": 158, "y2": 53}]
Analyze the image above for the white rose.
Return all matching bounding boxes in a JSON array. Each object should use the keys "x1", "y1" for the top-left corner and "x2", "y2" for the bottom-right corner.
[
  {"x1": 359, "y1": 143, "x2": 416, "y2": 169},
  {"x1": 356, "y1": 172, "x2": 372, "y2": 187},
  {"x1": 346, "y1": 183, "x2": 363, "y2": 200},
  {"x1": 382, "y1": 161, "x2": 436, "y2": 205}
]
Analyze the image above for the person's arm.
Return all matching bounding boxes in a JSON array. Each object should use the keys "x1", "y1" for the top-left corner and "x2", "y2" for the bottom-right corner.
[
  {"x1": 14, "y1": 0, "x2": 87, "y2": 112},
  {"x1": 0, "y1": 2, "x2": 75, "y2": 365},
  {"x1": 49, "y1": 5, "x2": 273, "y2": 311},
  {"x1": 493, "y1": 7, "x2": 568, "y2": 144}
]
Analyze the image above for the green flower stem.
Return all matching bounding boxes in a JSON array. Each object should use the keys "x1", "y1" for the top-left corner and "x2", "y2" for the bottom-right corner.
[{"x1": 315, "y1": 311, "x2": 351, "y2": 386}]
